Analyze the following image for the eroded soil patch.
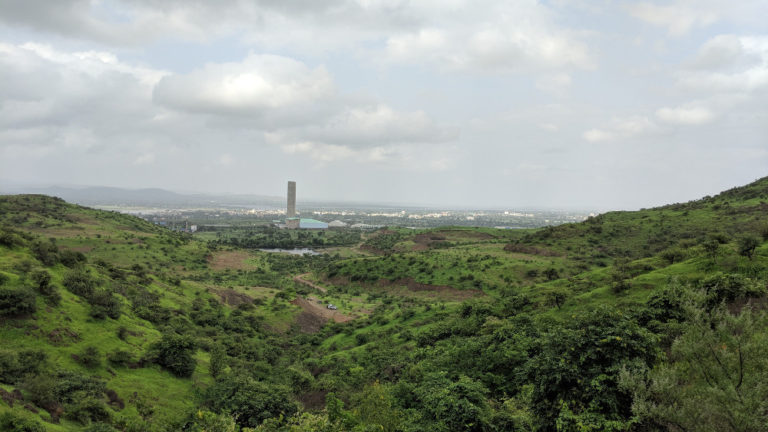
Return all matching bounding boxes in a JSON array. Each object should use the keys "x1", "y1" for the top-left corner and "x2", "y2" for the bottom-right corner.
[{"x1": 207, "y1": 250, "x2": 254, "y2": 270}]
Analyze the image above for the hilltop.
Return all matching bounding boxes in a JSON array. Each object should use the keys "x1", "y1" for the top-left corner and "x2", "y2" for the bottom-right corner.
[{"x1": 1, "y1": 177, "x2": 768, "y2": 431}]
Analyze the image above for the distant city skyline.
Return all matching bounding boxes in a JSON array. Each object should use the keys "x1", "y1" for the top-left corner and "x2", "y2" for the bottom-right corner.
[{"x1": 1, "y1": 1, "x2": 766, "y2": 210}]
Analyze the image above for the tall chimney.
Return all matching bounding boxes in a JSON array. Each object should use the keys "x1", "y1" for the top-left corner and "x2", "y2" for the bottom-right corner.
[{"x1": 287, "y1": 181, "x2": 296, "y2": 218}]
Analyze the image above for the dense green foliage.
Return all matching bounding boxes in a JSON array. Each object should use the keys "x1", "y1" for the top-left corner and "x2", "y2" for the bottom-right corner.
[{"x1": 1, "y1": 177, "x2": 768, "y2": 430}]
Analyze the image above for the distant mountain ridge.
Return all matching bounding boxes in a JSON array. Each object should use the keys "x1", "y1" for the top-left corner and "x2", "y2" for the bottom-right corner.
[{"x1": 2, "y1": 185, "x2": 285, "y2": 208}]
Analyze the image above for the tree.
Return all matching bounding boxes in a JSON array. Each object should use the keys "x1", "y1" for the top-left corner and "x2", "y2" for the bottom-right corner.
[
  {"x1": 0, "y1": 287, "x2": 36, "y2": 317},
  {"x1": 623, "y1": 303, "x2": 768, "y2": 432},
  {"x1": 527, "y1": 307, "x2": 659, "y2": 430},
  {"x1": 209, "y1": 344, "x2": 227, "y2": 378},
  {"x1": 702, "y1": 239, "x2": 720, "y2": 263},
  {"x1": 738, "y1": 235, "x2": 760, "y2": 260},
  {"x1": 147, "y1": 333, "x2": 196, "y2": 377},
  {"x1": 416, "y1": 373, "x2": 491, "y2": 432},
  {"x1": 203, "y1": 375, "x2": 299, "y2": 428}
]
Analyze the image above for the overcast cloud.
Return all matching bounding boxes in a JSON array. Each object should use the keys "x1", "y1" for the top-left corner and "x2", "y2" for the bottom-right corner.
[{"x1": 0, "y1": 0, "x2": 766, "y2": 209}]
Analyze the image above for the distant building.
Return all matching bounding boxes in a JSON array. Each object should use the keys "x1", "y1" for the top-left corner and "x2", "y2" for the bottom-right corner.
[
  {"x1": 328, "y1": 220, "x2": 348, "y2": 228},
  {"x1": 189, "y1": 225, "x2": 198, "y2": 232},
  {"x1": 298, "y1": 218, "x2": 328, "y2": 229},
  {"x1": 287, "y1": 181, "x2": 296, "y2": 218},
  {"x1": 350, "y1": 223, "x2": 380, "y2": 230},
  {"x1": 286, "y1": 217, "x2": 300, "y2": 229}
]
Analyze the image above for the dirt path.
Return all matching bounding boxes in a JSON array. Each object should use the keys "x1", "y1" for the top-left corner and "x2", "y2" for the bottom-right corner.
[
  {"x1": 291, "y1": 296, "x2": 352, "y2": 332},
  {"x1": 293, "y1": 273, "x2": 327, "y2": 293}
]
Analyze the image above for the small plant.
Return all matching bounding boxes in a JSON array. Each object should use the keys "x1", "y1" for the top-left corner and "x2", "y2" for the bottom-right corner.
[{"x1": 77, "y1": 346, "x2": 102, "y2": 368}]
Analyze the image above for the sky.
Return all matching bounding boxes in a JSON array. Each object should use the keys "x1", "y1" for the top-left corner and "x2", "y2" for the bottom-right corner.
[{"x1": 0, "y1": 0, "x2": 766, "y2": 210}]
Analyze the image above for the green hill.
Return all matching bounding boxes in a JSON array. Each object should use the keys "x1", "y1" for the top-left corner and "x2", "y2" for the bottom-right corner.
[{"x1": 1, "y1": 178, "x2": 768, "y2": 431}]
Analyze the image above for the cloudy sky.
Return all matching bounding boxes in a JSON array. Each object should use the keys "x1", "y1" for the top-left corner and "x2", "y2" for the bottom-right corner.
[{"x1": 0, "y1": 0, "x2": 766, "y2": 209}]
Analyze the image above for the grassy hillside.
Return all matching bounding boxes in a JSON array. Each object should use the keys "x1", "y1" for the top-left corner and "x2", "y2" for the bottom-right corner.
[{"x1": 1, "y1": 178, "x2": 768, "y2": 431}]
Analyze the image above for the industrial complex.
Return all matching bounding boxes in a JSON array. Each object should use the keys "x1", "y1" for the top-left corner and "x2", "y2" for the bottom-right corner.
[{"x1": 283, "y1": 181, "x2": 329, "y2": 230}]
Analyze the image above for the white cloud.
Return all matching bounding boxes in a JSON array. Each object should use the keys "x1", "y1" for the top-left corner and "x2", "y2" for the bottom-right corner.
[
  {"x1": 583, "y1": 128, "x2": 614, "y2": 143},
  {"x1": 154, "y1": 54, "x2": 455, "y2": 149},
  {"x1": 656, "y1": 105, "x2": 715, "y2": 125},
  {"x1": 385, "y1": 4, "x2": 593, "y2": 73},
  {"x1": 535, "y1": 73, "x2": 572, "y2": 94},
  {"x1": 628, "y1": 1, "x2": 719, "y2": 36},
  {"x1": 582, "y1": 116, "x2": 658, "y2": 142},
  {"x1": 678, "y1": 35, "x2": 768, "y2": 92},
  {"x1": 153, "y1": 54, "x2": 334, "y2": 115}
]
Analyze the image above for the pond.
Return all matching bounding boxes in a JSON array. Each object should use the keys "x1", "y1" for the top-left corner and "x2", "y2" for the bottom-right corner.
[{"x1": 258, "y1": 248, "x2": 321, "y2": 256}]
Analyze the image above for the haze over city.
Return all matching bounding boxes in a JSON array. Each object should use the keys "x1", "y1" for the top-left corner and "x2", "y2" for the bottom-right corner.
[{"x1": 0, "y1": 0, "x2": 766, "y2": 209}]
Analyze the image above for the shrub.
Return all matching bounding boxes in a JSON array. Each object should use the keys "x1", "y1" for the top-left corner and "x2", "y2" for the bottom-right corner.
[
  {"x1": 60, "y1": 249, "x2": 87, "y2": 267},
  {"x1": 63, "y1": 269, "x2": 97, "y2": 298},
  {"x1": 203, "y1": 375, "x2": 299, "y2": 428},
  {"x1": 146, "y1": 333, "x2": 196, "y2": 377},
  {"x1": 31, "y1": 240, "x2": 59, "y2": 266},
  {"x1": 738, "y1": 235, "x2": 760, "y2": 260},
  {"x1": 0, "y1": 287, "x2": 37, "y2": 317},
  {"x1": 0, "y1": 412, "x2": 45, "y2": 432},
  {"x1": 77, "y1": 346, "x2": 102, "y2": 368},
  {"x1": 89, "y1": 290, "x2": 122, "y2": 320},
  {"x1": 0, "y1": 349, "x2": 47, "y2": 384},
  {"x1": 107, "y1": 349, "x2": 134, "y2": 366},
  {"x1": 54, "y1": 370, "x2": 106, "y2": 404},
  {"x1": 65, "y1": 397, "x2": 112, "y2": 425}
]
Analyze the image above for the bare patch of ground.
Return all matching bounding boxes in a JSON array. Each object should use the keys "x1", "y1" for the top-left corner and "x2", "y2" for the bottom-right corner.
[
  {"x1": 210, "y1": 287, "x2": 254, "y2": 307},
  {"x1": 503, "y1": 243, "x2": 563, "y2": 257},
  {"x1": 291, "y1": 296, "x2": 353, "y2": 333},
  {"x1": 207, "y1": 250, "x2": 254, "y2": 270}
]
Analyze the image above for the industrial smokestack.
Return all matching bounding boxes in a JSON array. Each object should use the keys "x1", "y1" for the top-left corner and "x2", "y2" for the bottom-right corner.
[{"x1": 287, "y1": 181, "x2": 296, "y2": 217}]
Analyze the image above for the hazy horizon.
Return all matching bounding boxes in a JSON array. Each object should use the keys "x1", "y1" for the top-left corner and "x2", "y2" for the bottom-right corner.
[{"x1": 1, "y1": 1, "x2": 766, "y2": 210}]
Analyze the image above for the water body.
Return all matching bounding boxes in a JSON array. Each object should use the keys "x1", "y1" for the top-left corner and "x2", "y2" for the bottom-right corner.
[{"x1": 259, "y1": 248, "x2": 321, "y2": 256}]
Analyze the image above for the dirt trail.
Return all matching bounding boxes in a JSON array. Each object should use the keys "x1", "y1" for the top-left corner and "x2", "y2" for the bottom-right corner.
[{"x1": 293, "y1": 273, "x2": 327, "y2": 293}]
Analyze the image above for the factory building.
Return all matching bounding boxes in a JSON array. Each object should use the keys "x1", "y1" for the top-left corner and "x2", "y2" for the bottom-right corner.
[{"x1": 283, "y1": 181, "x2": 329, "y2": 229}]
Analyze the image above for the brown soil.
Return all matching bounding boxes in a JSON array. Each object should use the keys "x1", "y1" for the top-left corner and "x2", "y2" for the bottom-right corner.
[
  {"x1": 411, "y1": 233, "x2": 448, "y2": 251},
  {"x1": 208, "y1": 250, "x2": 254, "y2": 270},
  {"x1": 47, "y1": 327, "x2": 80, "y2": 345},
  {"x1": 210, "y1": 287, "x2": 254, "y2": 307},
  {"x1": 503, "y1": 243, "x2": 563, "y2": 257},
  {"x1": 439, "y1": 229, "x2": 495, "y2": 240},
  {"x1": 291, "y1": 296, "x2": 353, "y2": 333}
]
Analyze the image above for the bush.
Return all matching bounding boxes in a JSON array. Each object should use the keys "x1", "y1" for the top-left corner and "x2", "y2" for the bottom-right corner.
[
  {"x1": 77, "y1": 346, "x2": 102, "y2": 368},
  {"x1": 107, "y1": 349, "x2": 134, "y2": 366},
  {"x1": 63, "y1": 269, "x2": 97, "y2": 298},
  {"x1": 89, "y1": 289, "x2": 122, "y2": 320},
  {"x1": 146, "y1": 333, "x2": 196, "y2": 377},
  {"x1": 738, "y1": 235, "x2": 760, "y2": 260},
  {"x1": 0, "y1": 349, "x2": 47, "y2": 384},
  {"x1": 60, "y1": 249, "x2": 87, "y2": 267},
  {"x1": 65, "y1": 396, "x2": 112, "y2": 425},
  {"x1": 203, "y1": 375, "x2": 299, "y2": 428},
  {"x1": 0, "y1": 287, "x2": 37, "y2": 317},
  {"x1": 0, "y1": 412, "x2": 45, "y2": 432},
  {"x1": 31, "y1": 240, "x2": 59, "y2": 266},
  {"x1": 83, "y1": 423, "x2": 119, "y2": 432}
]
